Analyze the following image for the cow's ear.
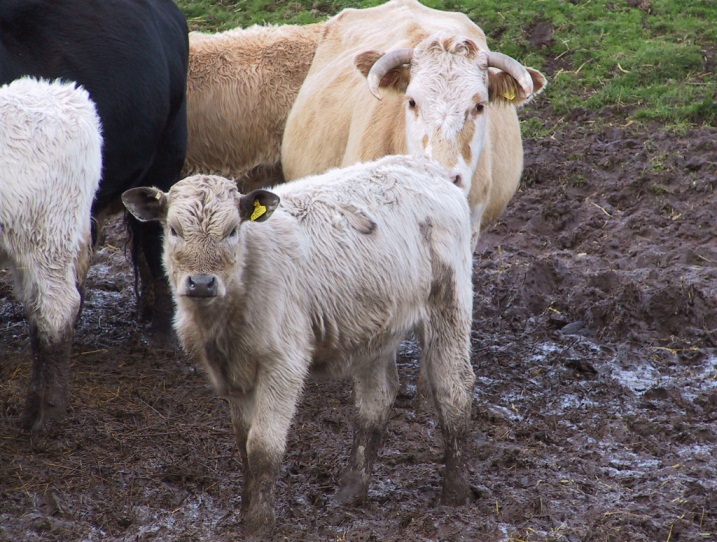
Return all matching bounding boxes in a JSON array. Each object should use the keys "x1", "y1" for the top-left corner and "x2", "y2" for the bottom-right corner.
[
  {"x1": 355, "y1": 50, "x2": 411, "y2": 95},
  {"x1": 122, "y1": 187, "x2": 168, "y2": 222},
  {"x1": 239, "y1": 189, "x2": 280, "y2": 223},
  {"x1": 355, "y1": 50, "x2": 383, "y2": 78},
  {"x1": 489, "y1": 67, "x2": 547, "y2": 107}
]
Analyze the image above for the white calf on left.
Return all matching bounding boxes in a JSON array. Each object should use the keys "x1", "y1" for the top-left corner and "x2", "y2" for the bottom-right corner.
[{"x1": 0, "y1": 76, "x2": 103, "y2": 431}]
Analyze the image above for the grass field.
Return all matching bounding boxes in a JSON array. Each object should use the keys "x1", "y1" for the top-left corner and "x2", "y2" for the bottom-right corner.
[{"x1": 175, "y1": 0, "x2": 717, "y2": 129}]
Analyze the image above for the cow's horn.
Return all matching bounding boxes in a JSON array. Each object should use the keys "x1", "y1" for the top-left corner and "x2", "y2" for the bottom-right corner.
[
  {"x1": 487, "y1": 51, "x2": 534, "y2": 97},
  {"x1": 367, "y1": 48, "x2": 414, "y2": 100}
]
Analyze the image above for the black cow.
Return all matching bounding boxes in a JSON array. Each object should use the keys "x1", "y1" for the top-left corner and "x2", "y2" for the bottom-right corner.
[{"x1": 0, "y1": 0, "x2": 188, "y2": 431}]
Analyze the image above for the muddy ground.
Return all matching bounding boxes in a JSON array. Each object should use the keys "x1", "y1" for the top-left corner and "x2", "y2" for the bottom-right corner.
[{"x1": 2, "y1": 101, "x2": 716, "y2": 541}]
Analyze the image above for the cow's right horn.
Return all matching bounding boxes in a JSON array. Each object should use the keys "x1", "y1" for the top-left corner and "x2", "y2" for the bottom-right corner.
[{"x1": 367, "y1": 48, "x2": 414, "y2": 100}]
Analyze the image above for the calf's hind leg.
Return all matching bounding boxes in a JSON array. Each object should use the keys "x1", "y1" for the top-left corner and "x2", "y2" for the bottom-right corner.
[
  {"x1": 418, "y1": 313, "x2": 475, "y2": 505},
  {"x1": 15, "y1": 260, "x2": 83, "y2": 432},
  {"x1": 336, "y1": 348, "x2": 400, "y2": 505}
]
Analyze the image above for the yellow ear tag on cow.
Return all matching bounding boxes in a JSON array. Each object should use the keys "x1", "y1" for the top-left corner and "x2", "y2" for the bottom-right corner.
[
  {"x1": 503, "y1": 88, "x2": 516, "y2": 100},
  {"x1": 155, "y1": 191, "x2": 162, "y2": 200},
  {"x1": 251, "y1": 199, "x2": 267, "y2": 221}
]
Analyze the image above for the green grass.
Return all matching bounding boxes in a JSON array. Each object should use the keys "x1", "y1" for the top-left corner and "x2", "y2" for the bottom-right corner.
[
  {"x1": 175, "y1": 0, "x2": 717, "y2": 127},
  {"x1": 520, "y1": 117, "x2": 554, "y2": 139}
]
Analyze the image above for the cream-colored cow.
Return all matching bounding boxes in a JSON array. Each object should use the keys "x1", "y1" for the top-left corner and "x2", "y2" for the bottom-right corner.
[
  {"x1": 123, "y1": 155, "x2": 475, "y2": 537},
  {"x1": 282, "y1": 0, "x2": 546, "y2": 246}
]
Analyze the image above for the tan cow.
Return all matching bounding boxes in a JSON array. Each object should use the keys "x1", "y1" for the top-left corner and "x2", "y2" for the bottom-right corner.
[
  {"x1": 282, "y1": 0, "x2": 547, "y2": 246},
  {"x1": 123, "y1": 155, "x2": 475, "y2": 537},
  {"x1": 185, "y1": 22, "x2": 325, "y2": 190}
]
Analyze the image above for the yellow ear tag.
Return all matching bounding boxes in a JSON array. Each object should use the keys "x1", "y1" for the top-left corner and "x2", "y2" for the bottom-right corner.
[
  {"x1": 155, "y1": 191, "x2": 162, "y2": 200},
  {"x1": 250, "y1": 199, "x2": 267, "y2": 221},
  {"x1": 503, "y1": 88, "x2": 516, "y2": 100}
]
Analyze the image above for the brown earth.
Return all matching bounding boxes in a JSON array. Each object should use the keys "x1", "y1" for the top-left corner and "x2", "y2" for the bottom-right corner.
[{"x1": 1, "y1": 100, "x2": 716, "y2": 541}]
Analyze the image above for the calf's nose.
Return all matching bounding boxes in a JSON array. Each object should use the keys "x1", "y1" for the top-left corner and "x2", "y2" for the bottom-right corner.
[{"x1": 186, "y1": 274, "x2": 218, "y2": 298}]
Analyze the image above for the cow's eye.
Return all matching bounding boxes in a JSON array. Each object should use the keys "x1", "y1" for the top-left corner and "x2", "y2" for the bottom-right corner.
[
  {"x1": 169, "y1": 227, "x2": 178, "y2": 237},
  {"x1": 474, "y1": 103, "x2": 485, "y2": 114},
  {"x1": 228, "y1": 227, "x2": 238, "y2": 238},
  {"x1": 408, "y1": 98, "x2": 416, "y2": 109}
]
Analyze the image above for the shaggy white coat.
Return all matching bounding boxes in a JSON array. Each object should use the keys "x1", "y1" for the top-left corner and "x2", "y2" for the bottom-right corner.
[{"x1": 0, "y1": 76, "x2": 102, "y2": 341}]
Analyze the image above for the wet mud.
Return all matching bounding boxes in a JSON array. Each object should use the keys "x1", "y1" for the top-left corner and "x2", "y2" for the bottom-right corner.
[{"x1": 1, "y1": 107, "x2": 716, "y2": 541}]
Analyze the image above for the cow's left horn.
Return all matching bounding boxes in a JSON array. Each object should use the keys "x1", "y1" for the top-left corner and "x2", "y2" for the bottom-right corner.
[
  {"x1": 367, "y1": 48, "x2": 414, "y2": 100},
  {"x1": 487, "y1": 51, "x2": 534, "y2": 97}
]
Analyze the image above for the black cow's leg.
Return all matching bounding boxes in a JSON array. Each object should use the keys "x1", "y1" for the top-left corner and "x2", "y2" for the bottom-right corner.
[
  {"x1": 130, "y1": 96, "x2": 187, "y2": 343},
  {"x1": 337, "y1": 349, "x2": 399, "y2": 505},
  {"x1": 131, "y1": 218, "x2": 174, "y2": 340}
]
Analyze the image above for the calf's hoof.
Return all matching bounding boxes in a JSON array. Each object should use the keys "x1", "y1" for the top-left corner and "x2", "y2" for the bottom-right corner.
[
  {"x1": 20, "y1": 397, "x2": 66, "y2": 434},
  {"x1": 335, "y1": 472, "x2": 369, "y2": 506},
  {"x1": 440, "y1": 473, "x2": 471, "y2": 506},
  {"x1": 244, "y1": 503, "x2": 276, "y2": 540}
]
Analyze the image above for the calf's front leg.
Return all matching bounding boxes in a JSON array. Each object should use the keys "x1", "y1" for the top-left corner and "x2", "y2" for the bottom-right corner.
[
  {"x1": 229, "y1": 401, "x2": 252, "y2": 515},
  {"x1": 229, "y1": 364, "x2": 304, "y2": 537}
]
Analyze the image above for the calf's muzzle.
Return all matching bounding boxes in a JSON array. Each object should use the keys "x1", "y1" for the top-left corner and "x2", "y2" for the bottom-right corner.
[{"x1": 185, "y1": 274, "x2": 218, "y2": 298}]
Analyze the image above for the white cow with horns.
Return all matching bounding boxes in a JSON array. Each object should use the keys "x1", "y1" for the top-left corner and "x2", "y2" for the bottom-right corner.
[
  {"x1": 282, "y1": 0, "x2": 547, "y2": 246},
  {"x1": 122, "y1": 155, "x2": 475, "y2": 537}
]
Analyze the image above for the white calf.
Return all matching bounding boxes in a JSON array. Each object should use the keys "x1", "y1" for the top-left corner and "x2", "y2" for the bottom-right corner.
[
  {"x1": 122, "y1": 155, "x2": 475, "y2": 536},
  {"x1": 0, "y1": 77, "x2": 103, "y2": 431}
]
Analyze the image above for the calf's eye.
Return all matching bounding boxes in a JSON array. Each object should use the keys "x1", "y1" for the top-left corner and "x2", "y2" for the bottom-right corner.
[
  {"x1": 169, "y1": 227, "x2": 178, "y2": 237},
  {"x1": 408, "y1": 98, "x2": 416, "y2": 108},
  {"x1": 474, "y1": 103, "x2": 484, "y2": 114}
]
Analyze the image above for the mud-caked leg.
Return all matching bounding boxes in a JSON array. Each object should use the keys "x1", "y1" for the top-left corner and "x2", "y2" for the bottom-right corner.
[
  {"x1": 230, "y1": 400, "x2": 252, "y2": 514},
  {"x1": 232, "y1": 365, "x2": 304, "y2": 537},
  {"x1": 336, "y1": 349, "x2": 400, "y2": 506},
  {"x1": 16, "y1": 266, "x2": 82, "y2": 432},
  {"x1": 132, "y1": 219, "x2": 175, "y2": 343},
  {"x1": 419, "y1": 315, "x2": 475, "y2": 505},
  {"x1": 21, "y1": 323, "x2": 73, "y2": 432}
]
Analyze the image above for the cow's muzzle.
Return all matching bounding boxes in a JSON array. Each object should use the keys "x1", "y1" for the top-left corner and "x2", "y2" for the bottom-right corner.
[{"x1": 185, "y1": 274, "x2": 218, "y2": 298}]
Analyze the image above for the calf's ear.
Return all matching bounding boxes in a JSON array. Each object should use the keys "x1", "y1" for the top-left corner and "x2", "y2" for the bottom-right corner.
[
  {"x1": 239, "y1": 190, "x2": 280, "y2": 223},
  {"x1": 122, "y1": 187, "x2": 168, "y2": 222}
]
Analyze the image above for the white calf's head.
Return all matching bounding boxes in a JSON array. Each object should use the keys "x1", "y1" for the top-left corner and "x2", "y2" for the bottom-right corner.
[
  {"x1": 355, "y1": 33, "x2": 546, "y2": 192},
  {"x1": 122, "y1": 175, "x2": 279, "y2": 303}
]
